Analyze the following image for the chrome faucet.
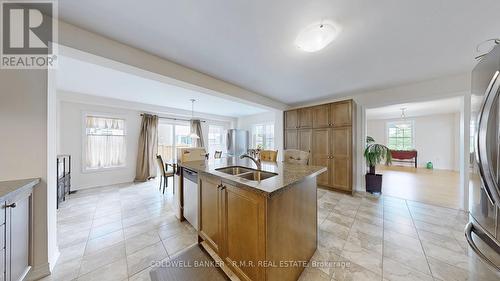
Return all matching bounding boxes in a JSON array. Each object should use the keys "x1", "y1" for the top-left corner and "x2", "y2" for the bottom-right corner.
[{"x1": 240, "y1": 154, "x2": 261, "y2": 170}]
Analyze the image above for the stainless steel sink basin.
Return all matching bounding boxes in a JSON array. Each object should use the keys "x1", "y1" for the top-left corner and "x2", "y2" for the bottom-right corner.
[
  {"x1": 215, "y1": 166, "x2": 254, "y2": 175},
  {"x1": 237, "y1": 171, "x2": 277, "y2": 181}
]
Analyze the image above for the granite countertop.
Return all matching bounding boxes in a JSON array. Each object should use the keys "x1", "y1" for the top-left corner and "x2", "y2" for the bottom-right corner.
[
  {"x1": 0, "y1": 178, "x2": 40, "y2": 200},
  {"x1": 178, "y1": 157, "x2": 327, "y2": 196}
]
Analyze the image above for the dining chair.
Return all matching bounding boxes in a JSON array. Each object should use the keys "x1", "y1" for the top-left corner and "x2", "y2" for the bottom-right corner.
[
  {"x1": 156, "y1": 155, "x2": 176, "y2": 194},
  {"x1": 284, "y1": 149, "x2": 310, "y2": 165},
  {"x1": 259, "y1": 150, "x2": 278, "y2": 162},
  {"x1": 214, "y1": 151, "x2": 222, "y2": 159}
]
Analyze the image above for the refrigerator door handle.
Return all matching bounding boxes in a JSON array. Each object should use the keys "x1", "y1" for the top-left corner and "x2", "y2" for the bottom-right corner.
[
  {"x1": 476, "y1": 70, "x2": 500, "y2": 205},
  {"x1": 465, "y1": 222, "x2": 500, "y2": 272},
  {"x1": 227, "y1": 131, "x2": 232, "y2": 153}
]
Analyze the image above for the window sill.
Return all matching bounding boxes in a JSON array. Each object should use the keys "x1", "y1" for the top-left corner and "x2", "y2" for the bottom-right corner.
[{"x1": 82, "y1": 166, "x2": 127, "y2": 174}]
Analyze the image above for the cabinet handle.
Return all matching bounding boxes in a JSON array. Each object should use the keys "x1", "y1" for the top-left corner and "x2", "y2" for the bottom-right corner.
[
  {"x1": 220, "y1": 185, "x2": 227, "y2": 191},
  {"x1": 5, "y1": 203, "x2": 16, "y2": 208},
  {"x1": 217, "y1": 184, "x2": 222, "y2": 189}
]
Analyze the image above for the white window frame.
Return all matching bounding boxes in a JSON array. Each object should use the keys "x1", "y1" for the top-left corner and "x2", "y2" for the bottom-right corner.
[
  {"x1": 208, "y1": 124, "x2": 226, "y2": 156},
  {"x1": 82, "y1": 112, "x2": 128, "y2": 173},
  {"x1": 157, "y1": 119, "x2": 193, "y2": 162},
  {"x1": 385, "y1": 120, "x2": 415, "y2": 150},
  {"x1": 252, "y1": 123, "x2": 275, "y2": 150}
]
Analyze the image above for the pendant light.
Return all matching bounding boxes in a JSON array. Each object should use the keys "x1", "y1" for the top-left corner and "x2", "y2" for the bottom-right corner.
[
  {"x1": 397, "y1": 108, "x2": 409, "y2": 129},
  {"x1": 188, "y1": 99, "x2": 200, "y2": 139}
]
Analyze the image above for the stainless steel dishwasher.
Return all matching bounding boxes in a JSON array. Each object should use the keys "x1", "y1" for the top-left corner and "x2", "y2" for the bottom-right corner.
[{"x1": 182, "y1": 168, "x2": 198, "y2": 230}]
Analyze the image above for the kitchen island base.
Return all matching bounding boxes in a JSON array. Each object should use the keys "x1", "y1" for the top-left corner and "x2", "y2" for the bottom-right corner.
[{"x1": 198, "y1": 173, "x2": 318, "y2": 281}]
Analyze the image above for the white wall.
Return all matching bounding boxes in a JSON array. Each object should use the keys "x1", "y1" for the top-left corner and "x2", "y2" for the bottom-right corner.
[
  {"x1": 237, "y1": 111, "x2": 284, "y2": 160},
  {"x1": 0, "y1": 69, "x2": 55, "y2": 279},
  {"x1": 58, "y1": 95, "x2": 234, "y2": 190},
  {"x1": 59, "y1": 101, "x2": 141, "y2": 190},
  {"x1": 367, "y1": 113, "x2": 460, "y2": 171}
]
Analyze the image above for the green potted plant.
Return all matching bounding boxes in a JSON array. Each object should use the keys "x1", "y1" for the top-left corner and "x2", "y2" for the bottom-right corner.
[{"x1": 364, "y1": 136, "x2": 392, "y2": 193}]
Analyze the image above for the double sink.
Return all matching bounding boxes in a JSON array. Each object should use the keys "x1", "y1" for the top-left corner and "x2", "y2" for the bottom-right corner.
[{"x1": 215, "y1": 166, "x2": 277, "y2": 181}]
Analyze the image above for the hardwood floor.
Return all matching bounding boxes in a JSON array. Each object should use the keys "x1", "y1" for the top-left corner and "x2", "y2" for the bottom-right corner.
[{"x1": 377, "y1": 165, "x2": 462, "y2": 209}]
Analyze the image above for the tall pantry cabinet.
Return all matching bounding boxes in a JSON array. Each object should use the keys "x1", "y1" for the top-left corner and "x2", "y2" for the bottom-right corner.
[{"x1": 284, "y1": 100, "x2": 355, "y2": 192}]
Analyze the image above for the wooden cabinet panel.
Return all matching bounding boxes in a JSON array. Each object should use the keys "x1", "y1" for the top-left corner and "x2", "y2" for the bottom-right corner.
[
  {"x1": 285, "y1": 110, "x2": 299, "y2": 129},
  {"x1": 284, "y1": 130, "x2": 298, "y2": 150},
  {"x1": 330, "y1": 101, "x2": 352, "y2": 127},
  {"x1": 298, "y1": 129, "x2": 312, "y2": 152},
  {"x1": 312, "y1": 129, "x2": 331, "y2": 157},
  {"x1": 312, "y1": 104, "x2": 330, "y2": 128},
  {"x1": 283, "y1": 99, "x2": 354, "y2": 192},
  {"x1": 298, "y1": 108, "x2": 313, "y2": 128},
  {"x1": 332, "y1": 157, "x2": 351, "y2": 191},
  {"x1": 331, "y1": 127, "x2": 351, "y2": 157},
  {"x1": 312, "y1": 129, "x2": 331, "y2": 187},
  {"x1": 199, "y1": 174, "x2": 221, "y2": 253},
  {"x1": 222, "y1": 183, "x2": 265, "y2": 281}
]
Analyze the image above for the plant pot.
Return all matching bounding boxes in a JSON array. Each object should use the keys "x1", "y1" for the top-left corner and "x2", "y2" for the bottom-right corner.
[{"x1": 365, "y1": 173, "x2": 383, "y2": 193}]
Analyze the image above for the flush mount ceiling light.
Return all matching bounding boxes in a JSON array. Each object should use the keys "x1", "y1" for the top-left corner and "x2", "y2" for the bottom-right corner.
[{"x1": 295, "y1": 21, "x2": 338, "y2": 52}]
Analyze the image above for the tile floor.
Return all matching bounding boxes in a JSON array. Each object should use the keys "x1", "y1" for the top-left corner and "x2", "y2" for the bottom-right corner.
[
  {"x1": 43, "y1": 179, "x2": 196, "y2": 281},
  {"x1": 43, "y1": 180, "x2": 500, "y2": 281}
]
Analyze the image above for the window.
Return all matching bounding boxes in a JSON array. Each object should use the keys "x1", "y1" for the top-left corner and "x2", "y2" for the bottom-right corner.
[
  {"x1": 157, "y1": 122, "x2": 192, "y2": 162},
  {"x1": 252, "y1": 123, "x2": 274, "y2": 149},
  {"x1": 208, "y1": 125, "x2": 225, "y2": 157},
  {"x1": 387, "y1": 121, "x2": 414, "y2": 150},
  {"x1": 84, "y1": 115, "x2": 126, "y2": 171}
]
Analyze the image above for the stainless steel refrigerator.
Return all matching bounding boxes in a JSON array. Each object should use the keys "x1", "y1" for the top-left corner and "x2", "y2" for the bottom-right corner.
[
  {"x1": 226, "y1": 129, "x2": 249, "y2": 157},
  {"x1": 467, "y1": 44, "x2": 500, "y2": 272}
]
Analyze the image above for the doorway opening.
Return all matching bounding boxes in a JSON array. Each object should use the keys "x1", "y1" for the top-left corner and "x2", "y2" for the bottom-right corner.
[
  {"x1": 365, "y1": 97, "x2": 463, "y2": 209},
  {"x1": 157, "y1": 121, "x2": 193, "y2": 163}
]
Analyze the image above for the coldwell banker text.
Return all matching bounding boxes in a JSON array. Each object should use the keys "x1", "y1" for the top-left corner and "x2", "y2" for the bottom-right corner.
[{"x1": 1, "y1": 1, "x2": 57, "y2": 69}]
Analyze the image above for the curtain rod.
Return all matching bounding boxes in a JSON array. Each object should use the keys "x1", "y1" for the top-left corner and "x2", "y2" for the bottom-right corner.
[{"x1": 140, "y1": 114, "x2": 206, "y2": 123}]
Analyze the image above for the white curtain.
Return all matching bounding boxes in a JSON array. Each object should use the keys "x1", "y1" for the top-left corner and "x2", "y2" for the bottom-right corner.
[{"x1": 86, "y1": 116, "x2": 126, "y2": 169}]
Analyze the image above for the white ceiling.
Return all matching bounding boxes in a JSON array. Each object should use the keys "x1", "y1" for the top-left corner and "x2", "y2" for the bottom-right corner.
[
  {"x1": 56, "y1": 56, "x2": 268, "y2": 117},
  {"x1": 366, "y1": 97, "x2": 462, "y2": 120},
  {"x1": 58, "y1": 0, "x2": 500, "y2": 105}
]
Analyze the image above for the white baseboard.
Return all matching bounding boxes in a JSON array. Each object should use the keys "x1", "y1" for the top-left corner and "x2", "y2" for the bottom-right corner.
[{"x1": 26, "y1": 262, "x2": 50, "y2": 281}]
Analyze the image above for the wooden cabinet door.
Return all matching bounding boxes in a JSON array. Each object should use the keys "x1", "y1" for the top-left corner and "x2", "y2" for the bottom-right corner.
[
  {"x1": 298, "y1": 107, "x2": 313, "y2": 128},
  {"x1": 331, "y1": 157, "x2": 351, "y2": 191},
  {"x1": 199, "y1": 174, "x2": 222, "y2": 254},
  {"x1": 298, "y1": 129, "x2": 312, "y2": 152},
  {"x1": 331, "y1": 127, "x2": 351, "y2": 157},
  {"x1": 330, "y1": 101, "x2": 352, "y2": 127},
  {"x1": 221, "y1": 183, "x2": 265, "y2": 281},
  {"x1": 285, "y1": 110, "x2": 299, "y2": 129},
  {"x1": 312, "y1": 128, "x2": 331, "y2": 187},
  {"x1": 331, "y1": 127, "x2": 352, "y2": 191},
  {"x1": 312, "y1": 104, "x2": 330, "y2": 128},
  {"x1": 284, "y1": 130, "x2": 298, "y2": 150}
]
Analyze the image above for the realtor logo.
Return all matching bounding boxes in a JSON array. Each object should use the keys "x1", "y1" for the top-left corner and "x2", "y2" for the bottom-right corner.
[{"x1": 1, "y1": 1, "x2": 57, "y2": 68}]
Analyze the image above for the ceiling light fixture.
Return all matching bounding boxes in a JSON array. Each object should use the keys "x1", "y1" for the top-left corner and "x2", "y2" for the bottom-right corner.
[
  {"x1": 397, "y1": 107, "x2": 409, "y2": 129},
  {"x1": 189, "y1": 99, "x2": 200, "y2": 139},
  {"x1": 295, "y1": 21, "x2": 338, "y2": 52}
]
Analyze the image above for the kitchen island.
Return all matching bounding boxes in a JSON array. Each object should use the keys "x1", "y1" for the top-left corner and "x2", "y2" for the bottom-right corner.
[{"x1": 178, "y1": 157, "x2": 326, "y2": 281}]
